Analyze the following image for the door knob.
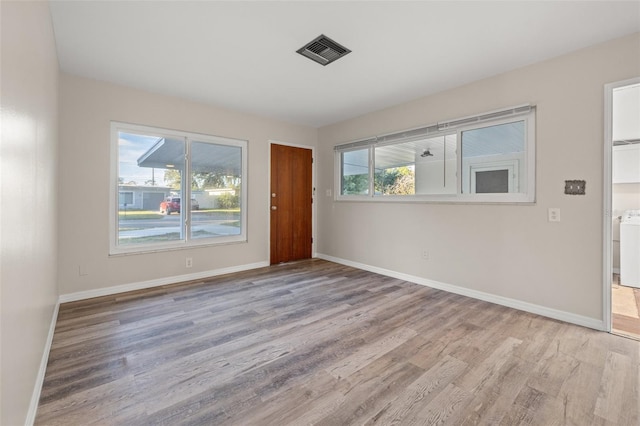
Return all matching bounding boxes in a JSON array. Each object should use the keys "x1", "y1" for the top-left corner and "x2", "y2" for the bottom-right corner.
[{"x1": 271, "y1": 206, "x2": 277, "y2": 210}]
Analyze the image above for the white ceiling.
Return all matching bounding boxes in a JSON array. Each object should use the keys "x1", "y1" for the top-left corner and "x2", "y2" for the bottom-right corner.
[{"x1": 48, "y1": 1, "x2": 640, "y2": 128}]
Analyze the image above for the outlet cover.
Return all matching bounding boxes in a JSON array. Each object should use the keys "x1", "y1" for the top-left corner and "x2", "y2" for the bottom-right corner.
[
  {"x1": 565, "y1": 180, "x2": 585, "y2": 195},
  {"x1": 548, "y1": 208, "x2": 561, "y2": 222},
  {"x1": 78, "y1": 265, "x2": 89, "y2": 276}
]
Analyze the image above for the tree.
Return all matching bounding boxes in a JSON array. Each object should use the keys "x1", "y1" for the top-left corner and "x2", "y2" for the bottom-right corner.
[
  {"x1": 389, "y1": 171, "x2": 415, "y2": 195},
  {"x1": 342, "y1": 174, "x2": 369, "y2": 195},
  {"x1": 193, "y1": 171, "x2": 226, "y2": 189},
  {"x1": 164, "y1": 169, "x2": 236, "y2": 190},
  {"x1": 375, "y1": 166, "x2": 414, "y2": 195},
  {"x1": 163, "y1": 169, "x2": 181, "y2": 189},
  {"x1": 217, "y1": 192, "x2": 239, "y2": 209}
]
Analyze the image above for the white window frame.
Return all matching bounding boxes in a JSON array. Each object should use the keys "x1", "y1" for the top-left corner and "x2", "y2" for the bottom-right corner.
[
  {"x1": 110, "y1": 122, "x2": 248, "y2": 255},
  {"x1": 340, "y1": 147, "x2": 372, "y2": 196},
  {"x1": 334, "y1": 105, "x2": 536, "y2": 204}
]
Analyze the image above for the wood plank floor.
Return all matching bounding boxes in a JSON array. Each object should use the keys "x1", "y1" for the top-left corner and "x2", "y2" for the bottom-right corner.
[
  {"x1": 37, "y1": 259, "x2": 640, "y2": 425},
  {"x1": 612, "y1": 274, "x2": 640, "y2": 340}
]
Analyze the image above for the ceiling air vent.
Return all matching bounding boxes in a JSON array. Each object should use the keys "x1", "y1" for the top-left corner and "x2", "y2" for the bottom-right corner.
[{"x1": 297, "y1": 34, "x2": 351, "y2": 66}]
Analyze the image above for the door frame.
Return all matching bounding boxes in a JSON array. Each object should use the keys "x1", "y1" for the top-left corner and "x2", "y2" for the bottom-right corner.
[
  {"x1": 268, "y1": 140, "x2": 316, "y2": 262},
  {"x1": 603, "y1": 76, "x2": 640, "y2": 333}
]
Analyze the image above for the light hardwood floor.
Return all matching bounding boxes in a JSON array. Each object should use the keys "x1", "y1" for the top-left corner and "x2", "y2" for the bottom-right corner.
[
  {"x1": 612, "y1": 274, "x2": 640, "y2": 339},
  {"x1": 37, "y1": 259, "x2": 640, "y2": 425}
]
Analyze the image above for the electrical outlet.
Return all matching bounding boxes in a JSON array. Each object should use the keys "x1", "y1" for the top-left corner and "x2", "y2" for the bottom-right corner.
[
  {"x1": 421, "y1": 250, "x2": 429, "y2": 260},
  {"x1": 78, "y1": 265, "x2": 89, "y2": 276},
  {"x1": 185, "y1": 257, "x2": 193, "y2": 268},
  {"x1": 548, "y1": 208, "x2": 561, "y2": 222}
]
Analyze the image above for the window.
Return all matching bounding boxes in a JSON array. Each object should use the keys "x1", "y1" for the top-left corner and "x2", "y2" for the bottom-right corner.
[
  {"x1": 341, "y1": 148, "x2": 370, "y2": 195},
  {"x1": 461, "y1": 120, "x2": 526, "y2": 194},
  {"x1": 335, "y1": 105, "x2": 535, "y2": 203},
  {"x1": 110, "y1": 122, "x2": 247, "y2": 254},
  {"x1": 119, "y1": 191, "x2": 134, "y2": 206}
]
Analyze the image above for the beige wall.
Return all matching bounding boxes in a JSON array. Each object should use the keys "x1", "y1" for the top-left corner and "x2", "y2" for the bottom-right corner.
[
  {"x1": 317, "y1": 33, "x2": 640, "y2": 322},
  {"x1": 57, "y1": 74, "x2": 317, "y2": 295},
  {"x1": 0, "y1": 1, "x2": 60, "y2": 424},
  {"x1": 1, "y1": 7, "x2": 637, "y2": 421}
]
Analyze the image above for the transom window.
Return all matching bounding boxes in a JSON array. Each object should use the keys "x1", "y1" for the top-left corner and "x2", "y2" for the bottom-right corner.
[
  {"x1": 335, "y1": 105, "x2": 535, "y2": 203},
  {"x1": 110, "y1": 122, "x2": 247, "y2": 255}
]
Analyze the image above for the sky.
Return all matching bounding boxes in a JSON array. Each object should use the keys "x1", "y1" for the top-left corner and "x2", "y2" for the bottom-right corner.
[{"x1": 118, "y1": 132, "x2": 167, "y2": 186}]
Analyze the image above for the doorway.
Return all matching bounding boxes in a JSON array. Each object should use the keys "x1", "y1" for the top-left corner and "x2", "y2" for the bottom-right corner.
[
  {"x1": 270, "y1": 143, "x2": 313, "y2": 264},
  {"x1": 604, "y1": 78, "x2": 640, "y2": 340}
]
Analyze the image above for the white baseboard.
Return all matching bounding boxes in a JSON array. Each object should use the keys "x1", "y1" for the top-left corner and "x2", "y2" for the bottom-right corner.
[
  {"x1": 59, "y1": 261, "x2": 270, "y2": 303},
  {"x1": 316, "y1": 253, "x2": 605, "y2": 331},
  {"x1": 25, "y1": 301, "x2": 59, "y2": 426},
  {"x1": 613, "y1": 267, "x2": 620, "y2": 274}
]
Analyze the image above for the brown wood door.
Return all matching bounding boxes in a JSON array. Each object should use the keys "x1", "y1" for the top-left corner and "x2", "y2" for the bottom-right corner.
[{"x1": 270, "y1": 144, "x2": 312, "y2": 264}]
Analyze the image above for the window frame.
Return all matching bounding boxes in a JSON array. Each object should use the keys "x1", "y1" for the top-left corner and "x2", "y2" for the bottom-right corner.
[
  {"x1": 340, "y1": 147, "x2": 372, "y2": 196},
  {"x1": 334, "y1": 106, "x2": 536, "y2": 204},
  {"x1": 110, "y1": 122, "x2": 248, "y2": 255}
]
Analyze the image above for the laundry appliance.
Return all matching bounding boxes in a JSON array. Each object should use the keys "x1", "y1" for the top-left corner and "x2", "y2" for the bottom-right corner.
[{"x1": 620, "y1": 209, "x2": 640, "y2": 288}]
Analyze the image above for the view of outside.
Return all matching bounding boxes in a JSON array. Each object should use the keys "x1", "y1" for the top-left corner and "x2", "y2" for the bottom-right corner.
[
  {"x1": 461, "y1": 120, "x2": 525, "y2": 193},
  {"x1": 341, "y1": 121, "x2": 525, "y2": 197},
  {"x1": 341, "y1": 144, "x2": 429, "y2": 196},
  {"x1": 375, "y1": 166, "x2": 415, "y2": 195},
  {"x1": 374, "y1": 140, "x2": 418, "y2": 195},
  {"x1": 117, "y1": 131, "x2": 242, "y2": 246},
  {"x1": 341, "y1": 149, "x2": 369, "y2": 195},
  {"x1": 341, "y1": 147, "x2": 415, "y2": 195}
]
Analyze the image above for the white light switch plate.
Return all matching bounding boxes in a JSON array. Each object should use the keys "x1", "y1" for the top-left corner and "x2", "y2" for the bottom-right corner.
[{"x1": 548, "y1": 208, "x2": 561, "y2": 222}]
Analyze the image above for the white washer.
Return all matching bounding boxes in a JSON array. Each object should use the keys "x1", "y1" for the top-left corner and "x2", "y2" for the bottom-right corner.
[{"x1": 620, "y1": 210, "x2": 640, "y2": 288}]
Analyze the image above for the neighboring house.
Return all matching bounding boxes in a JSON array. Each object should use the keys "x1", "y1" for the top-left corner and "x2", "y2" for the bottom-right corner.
[
  {"x1": 195, "y1": 188, "x2": 237, "y2": 209},
  {"x1": 118, "y1": 185, "x2": 172, "y2": 210},
  {"x1": 117, "y1": 187, "x2": 235, "y2": 211}
]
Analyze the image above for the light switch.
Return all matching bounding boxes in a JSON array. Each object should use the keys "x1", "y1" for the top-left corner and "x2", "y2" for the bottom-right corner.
[
  {"x1": 548, "y1": 208, "x2": 561, "y2": 222},
  {"x1": 326, "y1": 189, "x2": 332, "y2": 197},
  {"x1": 565, "y1": 180, "x2": 586, "y2": 195}
]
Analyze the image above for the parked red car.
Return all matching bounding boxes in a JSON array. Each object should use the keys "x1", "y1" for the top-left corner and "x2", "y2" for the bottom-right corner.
[{"x1": 160, "y1": 197, "x2": 180, "y2": 215}]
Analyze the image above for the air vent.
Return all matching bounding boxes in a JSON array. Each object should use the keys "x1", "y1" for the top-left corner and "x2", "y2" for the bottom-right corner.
[{"x1": 297, "y1": 34, "x2": 351, "y2": 66}]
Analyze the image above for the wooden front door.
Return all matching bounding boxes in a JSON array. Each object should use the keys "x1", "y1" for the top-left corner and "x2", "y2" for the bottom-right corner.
[{"x1": 270, "y1": 144, "x2": 313, "y2": 264}]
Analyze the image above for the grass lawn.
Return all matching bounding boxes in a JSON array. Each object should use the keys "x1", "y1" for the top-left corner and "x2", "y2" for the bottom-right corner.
[
  {"x1": 119, "y1": 209, "x2": 240, "y2": 220},
  {"x1": 118, "y1": 210, "x2": 163, "y2": 220},
  {"x1": 224, "y1": 221, "x2": 241, "y2": 227}
]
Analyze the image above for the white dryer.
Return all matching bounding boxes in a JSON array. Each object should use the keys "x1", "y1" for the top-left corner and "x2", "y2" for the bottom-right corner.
[{"x1": 620, "y1": 210, "x2": 640, "y2": 288}]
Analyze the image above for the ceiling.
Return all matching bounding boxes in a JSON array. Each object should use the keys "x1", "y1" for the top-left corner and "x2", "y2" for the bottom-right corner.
[{"x1": 48, "y1": 1, "x2": 640, "y2": 128}]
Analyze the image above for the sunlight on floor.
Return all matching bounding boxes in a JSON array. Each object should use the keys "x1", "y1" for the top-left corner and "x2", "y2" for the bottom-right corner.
[
  {"x1": 613, "y1": 283, "x2": 640, "y2": 319},
  {"x1": 612, "y1": 274, "x2": 640, "y2": 340}
]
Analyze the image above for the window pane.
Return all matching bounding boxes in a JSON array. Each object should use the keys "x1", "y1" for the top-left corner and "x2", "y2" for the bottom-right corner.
[
  {"x1": 189, "y1": 141, "x2": 242, "y2": 240},
  {"x1": 117, "y1": 132, "x2": 184, "y2": 245},
  {"x1": 475, "y1": 170, "x2": 509, "y2": 193},
  {"x1": 341, "y1": 149, "x2": 369, "y2": 195},
  {"x1": 374, "y1": 134, "x2": 457, "y2": 196},
  {"x1": 461, "y1": 120, "x2": 525, "y2": 194},
  {"x1": 414, "y1": 134, "x2": 457, "y2": 195},
  {"x1": 374, "y1": 143, "x2": 415, "y2": 195}
]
